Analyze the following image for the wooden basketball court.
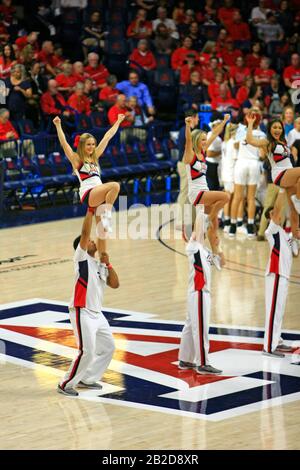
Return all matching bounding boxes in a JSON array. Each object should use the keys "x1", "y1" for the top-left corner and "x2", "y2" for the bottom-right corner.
[{"x1": 0, "y1": 207, "x2": 299, "y2": 450}]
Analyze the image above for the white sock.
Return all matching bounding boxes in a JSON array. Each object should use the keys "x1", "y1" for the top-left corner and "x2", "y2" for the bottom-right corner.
[
  {"x1": 248, "y1": 218, "x2": 254, "y2": 224},
  {"x1": 231, "y1": 219, "x2": 237, "y2": 224},
  {"x1": 104, "y1": 209, "x2": 112, "y2": 218}
]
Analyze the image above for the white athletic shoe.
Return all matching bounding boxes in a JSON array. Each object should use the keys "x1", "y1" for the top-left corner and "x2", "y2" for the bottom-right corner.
[
  {"x1": 77, "y1": 381, "x2": 103, "y2": 390},
  {"x1": 196, "y1": 365, "x2": 222, "y2": 375},
  {"x1": 100, "y1": 210, "x2": 112, "y2": 233},
  {"x1": 212, "y1": 254, "x2": 222, "y2": 271},
  {"x1": 57, "y1": 385, "x2": 78, "y2": 396},
  {"x1": 262, "y1": 350, "x2": 285, "y2": 358},
  {"x1": 237, "y1": 225, "x2": 248, "y2": 235},
  {"x1": 178, "y1": 361, "x2": 196, "y2": 370},
  {"x1": 276, "y1": 344, "x2": 293, "y2": 353},
  {"x1": 291, "y1": 238, "x2": 299, "y2": 257},
  {"x1": 204, "y1": 214, "x2": 210, "y2": 234},
  {"x1": 291, "y1": 195, "x2": 300, "y2": 215},
  {"x1": 223, "y1": 224, "x2": 230, "y2": 233}
]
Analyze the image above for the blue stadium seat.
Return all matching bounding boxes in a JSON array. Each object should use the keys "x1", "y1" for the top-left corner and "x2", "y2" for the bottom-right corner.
[
  {"x1": 155, "y1": 54, "x2": 171, "y2": 70},
  {"x1": 76, "y1": 114, "x2": 93, "y2": 132},
  {"x1": 90, "y1": 111, "x2": 108, "y2": 129},
  {"x1": 17, "y1": 119, "x2": 37, "y2": 137},
  {"x1": 48, "y1": 152, "x2": 75, "y2": 184}
]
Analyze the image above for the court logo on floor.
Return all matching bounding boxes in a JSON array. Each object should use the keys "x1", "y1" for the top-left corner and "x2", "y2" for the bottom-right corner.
[{"x1": 1, "y1": 298, "x2": 300, "y2": 421}]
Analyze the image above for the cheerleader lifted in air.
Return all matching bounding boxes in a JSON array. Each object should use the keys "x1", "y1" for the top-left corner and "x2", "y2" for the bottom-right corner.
[
  {"x1": 246, "y1": 113, "x2": 300, "y2": 242},
  {"x1": 53, "y1": 114, "x2": 125, "y2": 239},
  {"x1": 183, "y1": 114, "x2": 230, "y2": 266}
]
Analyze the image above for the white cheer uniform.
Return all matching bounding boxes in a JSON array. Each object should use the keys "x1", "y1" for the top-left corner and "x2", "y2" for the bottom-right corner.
[
  {"x1": 186, "y1": 152, "x2": 209, "y2": 206},
  {"x1": 60, "y1": 246, "x2": 115, "y2": 390},
  {"x1": 179, "y1": 239, "x2": 213, "y2": 366},
  {"x1": 264, "y1": 220, "x2": 292, "y2": 353},
  {"x1": 234, "y1": 127, "x2": 265, "y2": 186},
  {"x1": 221, "y1": 138, "x2": 238, "y2": 193},
  {"x1": 76, "y1": 160, "x2": 103, "y2": 204},
  {"x1": 268, "y1": 143, "x2": 293, "y2": 186}
]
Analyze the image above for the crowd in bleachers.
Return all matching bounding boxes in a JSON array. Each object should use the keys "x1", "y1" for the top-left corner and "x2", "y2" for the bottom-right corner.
[
  {"x1": 0, "y1": 0, "x2": 299, "y2": 134},
  {"x1": 0, "y1": 0, "x2": 300, "y2": 229}
]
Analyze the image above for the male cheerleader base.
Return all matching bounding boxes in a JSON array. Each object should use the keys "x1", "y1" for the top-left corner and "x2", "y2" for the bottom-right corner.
[
  {"x1": 178, "y1": 210, "x2": 222, "y2": 375},
  {"x1": 58, "y1": 207, "x2": 119, "y2": 396},
  {"x1": 263, "y1": 189, "x2": 293, "y2": 358}
]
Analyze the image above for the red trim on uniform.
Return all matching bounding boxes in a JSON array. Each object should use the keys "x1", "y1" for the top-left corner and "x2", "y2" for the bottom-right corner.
[
  {"x1": 74, "y1": 277, "x2": 88, "y2": 307},
  {"x1": 273, "y1": 154, "x2": 288, "y2": 163},
  {"x1": 79, "y1": 277, "x2": 87, "y2": 287},
  {"x1": 198, "y1": 291, "x2": 205, "y2": 366},
  {"x1": 61, "y1": 307, "x2": 83, "y2": 389},
  {"x1": 193, "y1": 190, "x2": 205, "y2": 206},
  {"x1": 79, "y1": 173, "x2": 94, "y2": 181},
  {"x1": 191, "y1": 168, "x2": 201, "y2": 179},
  {"x1": 194, "y1": 265, "x2": 205, "y2": 290},
  {"x1": 267, "y1": 274, "x2": 279, "y2": 353},
  {"x1": 274, "y1": 170, "x2": 287, "y2": 187},
  {"x1": 80, "y1": 188, "x2": 93, "y2": 205},
  {"x1": 269, "y1": 248, "x2": 279, "y2": 274},
  {"x1": 191, "y1": 154, "x2": 197, "y2": 166}
]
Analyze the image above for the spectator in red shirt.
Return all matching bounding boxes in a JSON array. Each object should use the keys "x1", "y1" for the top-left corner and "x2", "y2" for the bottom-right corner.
[
  {"x1": 225, "y1": 11, "x2": 251, "y2": 51},
  {"x1": 246, "y1": 42, "x2": 262, "y2": 71},
  {"x1": 84, "y1": 52, "x2": 109, "y2": 89},
  {"x1": 38, "y1": 41, "x2": 61, "y2": 76},
  {"x1": 179, "y1": 52, "x2": 202, "y2": 85},
  {"x1": 55, "y1": 62, "x2": 77, "y2": 96},
  {"x1": 0, "y1": 107, "x2": 19, "y2": 140},
  {"x1": 199, "y1": 41, "x2": 219, "y2": 66},
  {"x1": 73, "y1": 61, "x2": 88, "y2": 83},
  {"x1": 127, "y1": 9, "x2": 153, "y2": 40},
  {"x1": 172, "y1": 1, "x2": 186, "y2": 25},
  {"x1": 221, "y1": 38, "x2": 242, "y2": 69},
  {"x1": 254, "y1": 57, "x2": 276, "y2": 87},
  {"x1": 229, "y1": 56, "x2": 251, "y2": 89},
  {"x1": 236, "y1": 76, "x2": 254, "y2": 106},
  {"x1": 15, "y1": 32, "x2": 40, "y2": 56},
  {"x1": 202, "y1": 57, "x2": 222, "y2": 86},
  {"x1": 99, "y1": 75, "x2": 120, "y2": 108},
  {"x1": 218, "y1": 0, "x2": 239, "y2": 27},
  {"x1": 0, "y1": 43, "x2": 16, "y2": 79},
  {"x1": 283, "y1": 53, "x2": 300, "y2": 89},
  {"x1": 53, "y1": 44, "x2": 65, "y2": 70},
  {"x1": 208, "y1": 69, "x2": 231, "y2": 101},
  {"x1": 40, "y1": 79, "x2": 70, "y2": 119},
  {"x1": 108, "y1": 93, "x2": 134, "y2": 127},
  {"x1": 171, "y1": 36, "x2": 197, "y2": 71},
  {"x1": 211, "y1": 83, "x2": 239, "y2": 111},
  {"x1": 83, "y1": 77, "x2": 99, "y2": 110},
  {"x1": 68, "y1": 82, "x2": 91, "y2": 115},
  {"x1": 129, "y1": 39, "x2": 157, "y2": 71},
  {"x1": 0, "y1": 0, "x2": 16, "y2": 26}
]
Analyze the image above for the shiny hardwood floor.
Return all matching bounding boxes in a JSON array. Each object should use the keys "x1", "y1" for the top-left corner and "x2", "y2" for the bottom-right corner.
[{"x1": 0, "y1": 207, "x2": 299, "y2": 450}]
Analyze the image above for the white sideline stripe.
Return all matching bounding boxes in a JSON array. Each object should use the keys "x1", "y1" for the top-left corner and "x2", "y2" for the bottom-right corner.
[{"x1": 160, "y1": 376, "x2": 274, "y2": 402}]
